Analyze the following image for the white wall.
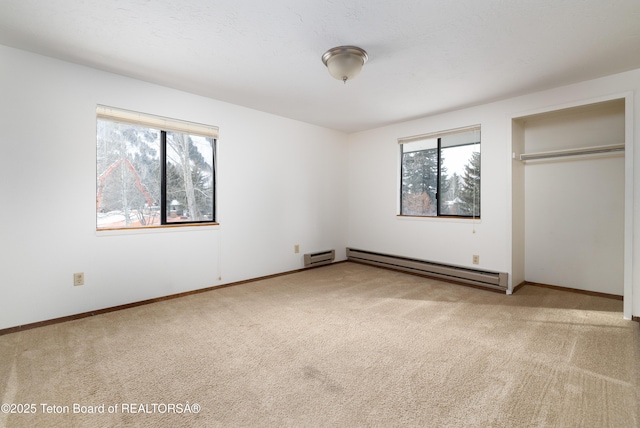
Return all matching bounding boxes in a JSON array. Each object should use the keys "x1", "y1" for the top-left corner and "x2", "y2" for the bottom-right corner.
[
  {"x1": 0, "y1": 45, "x2": 348, "y2": 330},
  {"x1": 347, "y1": 69, "x2": 640, "y2": 318},
  {"x1": 511, "y1": 120, "x2": 526, "y2": 287},
  {"x1": 521, "y1": 101, "x2": 625, "y2": 295}
]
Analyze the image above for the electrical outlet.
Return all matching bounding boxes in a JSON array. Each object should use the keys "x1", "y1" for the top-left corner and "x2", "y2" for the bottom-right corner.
[
  {"x1": 73, "y1": 272, "x2": 84, "y2": 286},
  {"x1": 472, "y1": 255, "x2": 480, "y2": 265},
  {"x1": 294, "y1": 244, "x2": 300, "y2": 254}
]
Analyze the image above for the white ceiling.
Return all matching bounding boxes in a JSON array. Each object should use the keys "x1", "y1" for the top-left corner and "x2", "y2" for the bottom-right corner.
[{"x1": 1, "y1": 0, "x2": 639, "y2": 133}]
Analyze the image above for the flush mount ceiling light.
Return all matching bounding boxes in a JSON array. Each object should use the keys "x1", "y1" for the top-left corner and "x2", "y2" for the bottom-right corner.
[{"x1": 322, "y1": 46, "x2": 368, "y2": 84}]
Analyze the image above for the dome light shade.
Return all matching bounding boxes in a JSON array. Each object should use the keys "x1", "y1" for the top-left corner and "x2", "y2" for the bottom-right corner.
[{"x1": 322, "y1": 46, "x2": 368, "y2": 83}]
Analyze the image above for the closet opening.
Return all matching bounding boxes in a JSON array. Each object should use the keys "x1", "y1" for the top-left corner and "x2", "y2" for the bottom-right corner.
[{"x1": 511, "y1": 98, "x2": 628, "y2": 306}]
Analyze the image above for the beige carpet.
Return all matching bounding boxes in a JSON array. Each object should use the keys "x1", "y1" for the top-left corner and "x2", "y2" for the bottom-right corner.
[{"x1": 1, "y1": 262, "x2": 639, "y2": 427}]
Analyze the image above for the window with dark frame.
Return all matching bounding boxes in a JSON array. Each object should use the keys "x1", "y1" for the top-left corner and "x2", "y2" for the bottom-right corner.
[
  {"x1": 96, "y1": 106, "x2": 217, "y2": 229},
  {"x1": 400, "y1": 126, "x2": 480, "y2": 218}
]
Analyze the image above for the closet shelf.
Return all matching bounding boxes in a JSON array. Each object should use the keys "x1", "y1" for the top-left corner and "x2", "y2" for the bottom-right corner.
[{"x1": 519, "y1": 144, "x2": 625, "y2": 161}]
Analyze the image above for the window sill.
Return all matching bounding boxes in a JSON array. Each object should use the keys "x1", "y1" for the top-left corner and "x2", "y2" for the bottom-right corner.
[
  {"x1": 96, "y1": 222, "x2": 219, "y2": 236},
  {"x1": 396, "y1": 215, "x2": 481, "y2": 223}
]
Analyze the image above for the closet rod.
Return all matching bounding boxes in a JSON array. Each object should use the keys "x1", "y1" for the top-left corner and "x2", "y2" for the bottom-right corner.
[{"x1": 519, "y1": 144, "x2": 625, "y2": 161}]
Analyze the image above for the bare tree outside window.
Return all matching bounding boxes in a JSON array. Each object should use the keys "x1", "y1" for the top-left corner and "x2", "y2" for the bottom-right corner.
[
  {"x1": 166, "y1": 132, "x2": 214, "y2": 223},
  {"x1": 97, "y1": 121, "x2": 161, "y2": 228}
]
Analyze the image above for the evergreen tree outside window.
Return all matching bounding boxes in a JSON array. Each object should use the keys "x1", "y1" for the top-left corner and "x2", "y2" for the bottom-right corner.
[
  {"x1": 96, "y1": 106, "x2": 217, "y2": 229},
  {"x1": 400, "y1": 126, "x2": 480, "y2": 218}
]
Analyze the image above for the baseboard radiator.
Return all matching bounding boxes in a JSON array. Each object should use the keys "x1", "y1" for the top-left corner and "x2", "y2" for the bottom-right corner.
[
  {"x1": 346, "y1": 248, "x2": 508, "y2": 291},
  {"x1": 304, "y1": 249, "x2": 335, "y2": 268}
]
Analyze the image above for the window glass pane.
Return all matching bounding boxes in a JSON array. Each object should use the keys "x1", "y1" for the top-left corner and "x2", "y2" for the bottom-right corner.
[
  {"x1": 401, "y1": 138, "x2": 438, "y2": 216},
  {"x1": 166, "y1": 132, "x2": 214, "y2": 223},
  {"x1": 97, "y1": 120, "x2": 161, "y2": 228},
  {"x1": 439, "y1": 142, "x2": 480, "y2": 216}
]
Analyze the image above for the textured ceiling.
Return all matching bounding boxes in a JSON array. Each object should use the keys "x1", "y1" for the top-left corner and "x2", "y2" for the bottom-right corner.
[{"x1": 1, "y1": 0, "x2": 639, "y2": 133}]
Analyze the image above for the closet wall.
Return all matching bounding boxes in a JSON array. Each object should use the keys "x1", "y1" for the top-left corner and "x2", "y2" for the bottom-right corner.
[{"x1": 513, "y1": 99, "x2": 625, "y2": 295}]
